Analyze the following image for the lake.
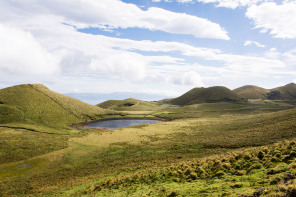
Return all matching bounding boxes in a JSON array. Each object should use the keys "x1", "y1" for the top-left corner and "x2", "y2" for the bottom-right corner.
[{"x1": 86, "y1": 118, "x2": 162, "y2": 129}]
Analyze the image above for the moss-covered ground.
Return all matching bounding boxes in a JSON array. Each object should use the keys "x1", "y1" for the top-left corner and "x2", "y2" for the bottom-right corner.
[{"x1": 1, "y1": 99, "x2": 296, "y2": 196}]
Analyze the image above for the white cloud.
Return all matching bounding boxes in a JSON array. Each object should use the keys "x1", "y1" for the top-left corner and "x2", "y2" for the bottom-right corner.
[
  {"x1": 0, "y1": 24, "x2": 60, "y2": 75},
  {"x1": 1, "y1": 0, "x2": 229, "y2": 40},
  {"x1": 196, "y1": 0, "x2": 264, "y2": 9},
  {"x1": 244, "y1": 40, "x2": 265, "y2": 47},
  {"x1": 171, "y1": 71, "x2": 203, "y2": 85},
  {"x1": 89, "y1": 51, "x2": 146, "y2": 81},
  {"x1": 246, "y1": 2, "x2": 296, "y2": 39},
  {"x1": 177, "y1": 0, "x2": 194, "y2": 3},
  {"x1": 270, "y1": 47, "x2": 277, "y2": 51},
  {"x1": 0, "y1": 0, "x2": 294, "y2": 94},
  {"x1": 153, "y1": 0, "x2": 261, "y2": 7}
]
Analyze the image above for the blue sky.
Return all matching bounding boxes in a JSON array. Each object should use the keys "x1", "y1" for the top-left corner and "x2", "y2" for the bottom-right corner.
[{"x1": 0, "y1": 0, "x2": 296, "y2": 100}]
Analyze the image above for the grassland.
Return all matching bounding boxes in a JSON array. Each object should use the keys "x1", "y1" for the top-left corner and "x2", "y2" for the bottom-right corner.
[
  {"x1": 1, "y1": 93, "x2": 296, "y2": 196},
  {"x1": 0, "y1": 84, "x2": 109, "y2": 130},
  {"x1": 234, "y1": 83, "x2": 296, "y2": 100},
  {"x1": 97, "y1": 98, "x2": 160, "y2": 112},
  {"x1": 169, "y1": 86, "x2": 245, "y2": 105}
]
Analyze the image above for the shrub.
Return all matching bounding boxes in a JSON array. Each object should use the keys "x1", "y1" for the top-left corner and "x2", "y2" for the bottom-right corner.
[
  {"x1": 221, "y1": 162, "x2": 231, "y2": 170},
  {"x1": 271, "y1": 156, "x2": 281, "y2": 162},
  {"x1": 287, "y1": 185, "x2": 296, "y2": 197},
  {"x1": 231, "y1": 183, "x2": 243, "y2": 188},
  {"x1": 270, "y1": 176, "x2": 281, "y2": 185},
  {"x1": 184, "y1": 168, "x2": 192, "y2": 175},
  {"x1": 234, "y1": 170, "x2": 246, "y2": 176},
  {"x1": 215, "y1": 170, "x2": 225, "y2": 177},
  {"x1": 189, "y1": 172, "x2": 198, "y2": 180},
  {"x1": 168, "y1": 191, "x2": 178, "y2": 197},
  {"x1": 257, "y1": 151, "x2": 265, "y2": 160}
]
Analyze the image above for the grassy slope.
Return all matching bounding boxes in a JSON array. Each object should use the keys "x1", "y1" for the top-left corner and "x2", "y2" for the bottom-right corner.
[
  {"x1": 170, "y1": 86, "x2": 244, "y2": 105},
  {"x1": 233, "y1": 85, "x2": 268, "y2": 99},
  {"x1": 89, "y1": 139, "x2": 296, "y2": 197},
  {"x1": 234, "y1": 83, "x2": 296, "y2": 100},
  {"x1": 1, "y1": 85, "x2": 296, "y2": 196},
  {"x1": 74, "y1": 107, "x2": 296, "y2": 196},
  {"x1": 153, "y1": 101, "x2": 292, "y2": 120},
  {"x1": 268, "y1": 83, "x2": 296, "y2": 100},
  {"x1": 1, "y1": 103, "x2": 295, "y2": 196},
  {"x1": 97, "y1": 98, "x2": 159, "y2": 111},
  {"x1": 0, "y1": 84, "x2": 106, "y2": 130},
  {"x1": 76, "y1": 108, "x2": 296, "y2": 196},
  {"x1": 0, "y1": 127, "x2": 68, "y2": 164}
]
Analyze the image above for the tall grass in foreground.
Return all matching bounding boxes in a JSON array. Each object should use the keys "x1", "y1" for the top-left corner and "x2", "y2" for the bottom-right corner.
[{"x1": 87, "y1": 140, "x2": 296, "y2": 196}]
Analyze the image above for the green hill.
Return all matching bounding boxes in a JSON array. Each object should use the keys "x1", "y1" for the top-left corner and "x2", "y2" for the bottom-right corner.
[
  {"x1": 233, "y1": 85, "x2": 268, "y2": 99},
  {"x1": 86, "y1": 107, "x2": 296, "y2": 196},
  {"x1": 234, "y1": 83, "x2": 296, "y2": 100},
  {"x1": 170, "y1": 86, "x2": 245, "y2": 105},
  {"x1": 267, "y1": 83, "x2": 296, "y2": 100},
  {"x1": 0, "y1": 84, "x2": 106, "y2": 129},
  {"x1": 97, "y1": 98, "x2": 159, "y2": 111}
]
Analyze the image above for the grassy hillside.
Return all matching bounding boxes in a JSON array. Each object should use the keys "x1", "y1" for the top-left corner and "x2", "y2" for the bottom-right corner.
[
  {"x1": 1, "y1": 84, "x2": 296, "y2": 196},
  {"x1": 234, "y1": 83, "x2": 296, "y2": 101},
  {"x1": 233, "y1": 85, "x2": 268, "y2": 99},
  {"x1": 87, "y1": 138, "x2": 296, "y2": 196},
  {"x1": 0, "y1": 84, "x2": 106, "y2": 129},
  {"x1": 170, "y1": 86, "x2": 245, "y2": 105},
  {"x1": 1, "y1": 102, "x2": 295, "y2": 196},
  {"x1": 268, "y1": 83, "x2": 296, "y2": 100},
  {"x1": 97, "y1": 98, "x2": 159, "y2": 111}
]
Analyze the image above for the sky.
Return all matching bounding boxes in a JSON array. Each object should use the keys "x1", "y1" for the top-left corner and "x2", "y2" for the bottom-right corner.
[{"x1": 1, "y1": 0, "x2": 296, "y2": 100}]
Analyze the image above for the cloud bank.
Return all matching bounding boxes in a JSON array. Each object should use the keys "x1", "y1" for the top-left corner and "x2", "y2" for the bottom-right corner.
[
  {"x1": 246, "y1": 2, "x2": 296, "y2": 39},
  {"x1": 0, "y1": 0, "x2": 295, "y2": 95}
]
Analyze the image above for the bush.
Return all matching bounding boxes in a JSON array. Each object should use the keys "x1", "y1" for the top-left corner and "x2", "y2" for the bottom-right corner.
[
  {"x1": 234, "y1": 170, "x2": 246, "y2": 176},
  {"x1": 257, "y1": 151, "x2": 265, "y2": 160},
  {"x1": 270, "y1": 176, "x2": 281, "y2": 185},
  {"x1": 189, "y1": 172, "x2": 198, "y2": 180}
]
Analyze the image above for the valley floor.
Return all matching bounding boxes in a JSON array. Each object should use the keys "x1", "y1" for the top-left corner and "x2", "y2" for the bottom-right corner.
[{"x1": 1, "y1": 101, "x2": 296, "y2": 196}]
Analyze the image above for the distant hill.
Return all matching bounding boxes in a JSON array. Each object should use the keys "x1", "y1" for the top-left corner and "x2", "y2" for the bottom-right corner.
[
  {"x1": 234, "y1": 83, "x2": 296, "y2": 100},
  {"x1": 0, "y1": 84, "x2": 106, "y2": 128},
  {"x1": 66, "y1": 92, "x2": 166, "y2": 105},
  {"x1": 267, "y1": 83, "x2": 296, "y2": 100},
  {"x1": 97, "y1": 98, "x2": 159, "y2": 111},
  {"x1": 233, "y1": 85, "x2": 268, "y2": 99},
  {"x1": 170, "y1": 86, "x2": 245, "y2": 105}
]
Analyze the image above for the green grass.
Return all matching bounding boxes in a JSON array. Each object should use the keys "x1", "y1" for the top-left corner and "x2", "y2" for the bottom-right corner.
[
  {"x1": 0, "y1": 127, "x2": 68, "y2": 164},
  {"x1": 169, "y1": 86, "x2": 245, "y2": 105},
  {"x1": 97, "y1": 98, "x2": 161, "y2": 111},
  {"x1": 85, "y1": 139, "x2": 296, "y2": 196},
  {"x1": 0, "y1": 84, "x2": 109, "y2": 130},
  {"x1": 234, "y1": 83, "x2": 296, "y2": 100},
  {"x1": 153, "y1": 101, "x2": 292, "y2": 120},
  {"x1": 1, "y1": 85, "x2": 296, "y2": 196},
  {"x1": 1, "y1": 106, "x2": 296, "y2": 196}
]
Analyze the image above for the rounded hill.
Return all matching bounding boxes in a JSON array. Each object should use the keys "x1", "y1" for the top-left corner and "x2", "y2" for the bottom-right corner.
[
  {"x1": 170, "y1": 86, "x2": 245, "y2": 105},
  {"x1": 267, "y1": 83, "x2": 296, "y2": 100},
  {"x1": 233, "y1": 85, "x2": 268, "y2": 99},
  {"x1": 97, "y1": 98, "x2": 158, "y2": 111},
  {"x1": 0, "y1": 84, "x2": 106, "y2": 128}
]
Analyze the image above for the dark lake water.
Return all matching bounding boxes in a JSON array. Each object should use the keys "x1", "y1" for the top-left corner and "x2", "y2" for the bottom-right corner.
[{"x1": 86, "y1": 119, "x2": 161, "y2": 129}]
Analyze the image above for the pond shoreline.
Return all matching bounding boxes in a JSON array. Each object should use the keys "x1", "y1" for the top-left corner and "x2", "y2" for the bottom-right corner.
[{"x1": 70, "y1": 117, "x2": 168, "y2": 130}]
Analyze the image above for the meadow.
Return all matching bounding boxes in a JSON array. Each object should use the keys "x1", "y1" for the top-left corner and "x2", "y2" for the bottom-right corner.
[{"x1": 1, "y1": 96, "x2": 296, "y2": 196}]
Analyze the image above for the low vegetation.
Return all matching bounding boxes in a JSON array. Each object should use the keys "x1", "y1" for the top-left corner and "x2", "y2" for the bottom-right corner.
[
  {"x1": 0, "y1": 127, "x2": 68, "y2": 164},
  {"x1": 97, "y1": 98, "x2": 160, "y2": 111},
  {"x1": 169, "y1": 86, "x2": 245, "y2": 105},
  {"x1": 87, "y1": 139, "x2": 296, "y2": 196},
  {"x1": 234, "y1": 83, "x2": 296, "y2": 100},
  {"x1": 1, "y1": 83, "x2": 296, "y2": 196},
  {"x1": 0, "y1": 84, "x2": 111, "y2": 131}
]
